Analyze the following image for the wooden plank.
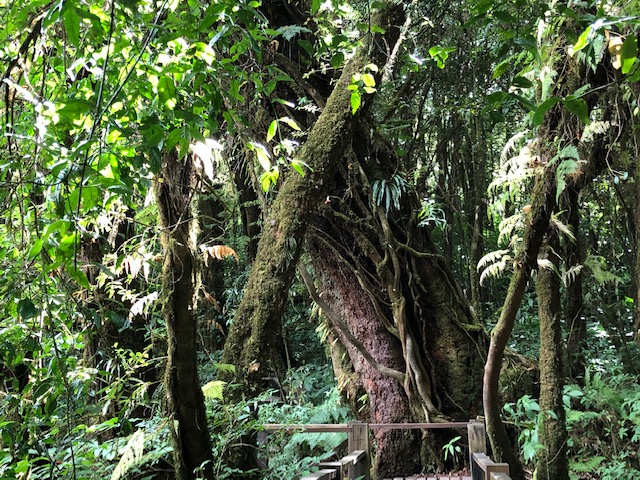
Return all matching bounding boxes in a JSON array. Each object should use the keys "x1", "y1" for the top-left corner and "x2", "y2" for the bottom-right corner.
[
  {"x1": 263, "y1": 423, "x2": 352, "y2": 433},
  {"x1": 489, "y1": 474, "x2": 511, "y2": 480},
  {"x1": 369, "y1": 422, "x2": 471, "y2": 430},
  {"x1": 467, "y1": 420, "x2": 486, "y2": 480},
  {"x1": 318, "y1": 462, "x2": 343, "y2": 477},
  {"x1": 487, "y1": 464, "x2": 510, "y2": 477},
  {"x1": 347, "y1": 422, "x2": 370, "y2": 480},
  {"x1": 301, "y1": 469, "x2": 338, "y2": 480}
]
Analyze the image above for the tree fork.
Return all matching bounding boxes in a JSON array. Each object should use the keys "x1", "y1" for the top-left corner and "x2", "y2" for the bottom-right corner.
[{"x1": 221, "y1": 2, "x2": 407, "y2": 386}]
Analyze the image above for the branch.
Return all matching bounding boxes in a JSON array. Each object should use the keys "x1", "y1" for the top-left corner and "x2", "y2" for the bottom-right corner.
[{"x1": 298, "y1": 262, "x2": 405, "y2": 382}]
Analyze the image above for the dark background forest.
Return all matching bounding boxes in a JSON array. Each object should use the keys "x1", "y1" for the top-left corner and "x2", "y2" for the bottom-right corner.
[{"x1": 1, "y1": 0, "x2": 640, "y2": 479}]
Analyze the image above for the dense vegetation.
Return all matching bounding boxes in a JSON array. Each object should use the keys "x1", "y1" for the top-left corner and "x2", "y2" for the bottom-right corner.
[{"x1": 1, "y1": 0, "x2": 639, "y2": 479}]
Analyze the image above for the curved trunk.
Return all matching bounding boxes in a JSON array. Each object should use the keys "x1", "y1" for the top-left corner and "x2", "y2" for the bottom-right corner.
[
  {"x1": 221, "y1": 3, "x2": 407, "y2": 387},
  {"x1": 156, "y1": 151, "x2": 213, "y2": 479}
]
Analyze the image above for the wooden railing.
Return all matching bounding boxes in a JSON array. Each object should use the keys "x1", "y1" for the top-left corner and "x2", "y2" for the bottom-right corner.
[{"x1": 263, "y1": 419, "x2": 511, "y2": 480}]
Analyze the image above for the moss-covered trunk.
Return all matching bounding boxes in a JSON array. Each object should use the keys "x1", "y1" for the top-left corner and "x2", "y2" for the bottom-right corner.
[
  {"x1": 562, "y1": 186, "x2": 585, "y2": 382},
  {"x1": 221, "y1": 3, "x2": 406, "y2": 386},
  {"x1": 305, "y1": 125, "x2": 486, "y2": 474},
  {"x1": 536, "y1": 236, "x2": 568, "y2": 480},
  {"x1": 155, "y1": 151, "x2": 213, "y2": 479}
]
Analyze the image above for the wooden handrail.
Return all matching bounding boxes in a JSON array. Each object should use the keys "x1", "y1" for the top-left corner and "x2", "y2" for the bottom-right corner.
[{"x1": 263, "y1": 419, "x2": 511, "y2": 480}]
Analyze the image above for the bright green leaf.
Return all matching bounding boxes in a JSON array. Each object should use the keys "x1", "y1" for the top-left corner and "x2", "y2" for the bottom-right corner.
[
  {"x1": 571, "y1": 26, "x2": 591, "y2": 56},
  {"x1": 63, "y1": 8, "x2": 81, "y2": 48},
  {"x1": 350, "y1": 90, "x2": 361, "y2": 115},
  {"x1": 362, "y1": 73, "x2": 376, "y2": 87},
  {"x1": 267, "y1": 120, "x2": 278, "y2": 143},
  {"x1": 621, "y1": 35, "x2": 638, "y2": 74},
  {"x1": 280, "y1": 116, "x2": 302, "y2": 131},
  {"x1": 532, "y1": 97, "x2": 561, "y2": 126}
]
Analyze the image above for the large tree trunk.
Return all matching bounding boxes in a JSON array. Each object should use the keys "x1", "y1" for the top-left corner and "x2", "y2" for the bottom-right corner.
[
  {"x1": 536, "y1": 235, "x2": 568, "y2": 480},
  {"x1": 155, "y1": 151, "x2": 213, "y2": 480},
  {"x1": 221, "y1": 3, "x2": 406, "y2": 386},
  {"x1": 305, "y1": 124, "x2": 486, "y2": 474}
]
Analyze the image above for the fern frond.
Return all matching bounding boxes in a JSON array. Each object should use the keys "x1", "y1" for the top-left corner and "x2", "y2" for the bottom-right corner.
[
  {"x1": 477, "y1": 249, "x2": 511, "y2": 271},
  {"x1": 569, "y1": 456, "x2": 606, "y2": 473},
  {"x1": 202, "y1": 380, "x2": 227, "y2": 401},
  {"x1": 479, "y1": 256, "x2": 512, "y2": 285},
  {"x1": 200, "y1": 245, "x2": 239, "y2": 265},
  {"x1": 501, "y1": 131, "x2": 529, "y2": 164},
  {"x1": 111, "y1": 430, "x2": 145, "y2": 480},
  {"x1": 580, "y1": 120, "x2": 611, "y2": 144},
  {"x1": 562, "y1": 264, "x2": 583, "y2": 286},
  {"x1": 550, "y1": 215, "x2": 576, "y2": 242},
  {"x1": 498, "y1": 214, "x2": 523, "y2": 246}
]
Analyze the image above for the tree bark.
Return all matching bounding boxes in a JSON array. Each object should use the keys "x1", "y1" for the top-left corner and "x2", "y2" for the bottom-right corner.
[
  {"x1": 156, "y1": 151, "x2": 213, "y2": 479},
  {"x1": 483, "y1": 165, "x2": 557, "y2": 480},
  {"x1": 221, "y1": 3, "x2": 407, "y2": 386},
  {"x1": 562, "y1": 186, "x2": 586, "y2": 382},
  {"x1": 536, "y1": 235, "x2": 569, "y2": 480}
]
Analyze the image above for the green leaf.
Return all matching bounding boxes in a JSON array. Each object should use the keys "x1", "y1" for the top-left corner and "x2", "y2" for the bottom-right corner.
[
  {"x1": 28, "y1": 239, "x2": 44, "y2": 261},
  {"x1": 63, "y1": 8, "x2": 81, "y2": 48},
  {"x1": 267, "y1": 120, "x2": 277, "y2": 143},
  {"x1": 280, "y1": 116, "x2": 302, "y2": 131},
  {"x1": 563, "y1": 97, "x2": 589, "y2": 124},
  {"x1": 291, "y1": 159, "x2": 305, "y2": 176},
  {"x1": 571, "y1": 26, "x2": 591, "y2": 56},
  {"x1": 532, "y1": 97, "x2": 561, "y2": 126},
  {"x1": 350, "y1": 90, "x2": 361, "y2": 115},
  {"x1": 362, "y1": 73, "x2": 376, "y2": 87},
  {"x1": 18, "y1": 299, "x2": 38, "y2": 320},
  {"x1": 157, "y1": 76, "x2": 176, "y2": 110},
  {"x1": 512, "y1": 76, "x2": 533, "y2": 88},
  {"x1": 68, "y1": 266, "x2": 91, "y2": 289},
  {"x1": 331, "y1": 52, "x2": 344, "y2": 69},
  {"x1": 255, "y1": 147, "x2": 271, "y2": 171},
  {"x1": 493, "y1": 59, "x2": 510, "y2": 78},
  {"x1": 621, "y1": 35, "x2": 638, "y2": 74}
]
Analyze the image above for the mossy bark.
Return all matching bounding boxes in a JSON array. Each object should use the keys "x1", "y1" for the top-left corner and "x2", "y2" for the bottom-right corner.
[
  {"x1": 536, "y1": 236, "x2": 568, "y2": 480},
  {"x1": 306, "y1": 125, "x2": 486, "y2": 474},
  {"x1": 221, "y1": 3, "x2": 406, "y2": 386},
  {"x1": 156, "y1": 151, "x2": 213, "y2": 480},
  {"x1": 562, "y1": 186, "x2": 585, "y2": 382},
  {"x1": 483, "y1": 165, "x2": 557, "y2": 480}
]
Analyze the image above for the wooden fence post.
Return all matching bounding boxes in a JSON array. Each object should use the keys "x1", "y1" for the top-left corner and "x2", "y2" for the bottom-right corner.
[
  {"x1": 468, "y1": 418, "x2": 486, "y2": 480},
  {"x1": 347, "y1": 421, "x2": 370, "y2": 480}
]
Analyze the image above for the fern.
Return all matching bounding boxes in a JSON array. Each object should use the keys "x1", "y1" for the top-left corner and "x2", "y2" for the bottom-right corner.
[
  {"x1": 479, "y1": 252, "x2": 512, "y2": 285},
  {"x1": 111, "y1": 430, "x2": 145, "y2": 480},
  {"x1": 202, "y1": 380, "x2": 227, "y2": 401},
  {"x1": 549, "y1": 214, "x2": 576, "y2": 242},
  {"x1": 277, "y1": 25, "x2": 313, "y2": 41},
  {"x1": 570, "y1": 456, "x2": 606, "y2": 473},
  {"x1": 200, "y1": 244, "x2": 239, "y2": 265},
  {"x1": 498, "y1": 213, "x2": 523, "y2": 246},
  {"x1": 500, "y1": 131, "x2": 529, "y2": 164},
  {"x1": 562, "y1": 264, "x2": 583, "y2": 286},
  {"x1": 580, "y1": 120, "x2": 611, "y2": 143},
  {"x1": 477, "y1": 249, "x2": 511, "y2": 271}
]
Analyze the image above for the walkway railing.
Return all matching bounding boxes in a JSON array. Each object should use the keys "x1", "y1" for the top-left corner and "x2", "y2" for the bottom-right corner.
[{"x1": 263, "y1": 419, "x2": 511, "y2": 480}]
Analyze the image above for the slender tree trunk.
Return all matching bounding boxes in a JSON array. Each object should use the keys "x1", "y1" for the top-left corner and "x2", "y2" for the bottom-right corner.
[
  {"x1": 484, "y1": 165, "x2": 558, "y2": 480},
  {"x1": 536, "y1": 235, "x2": 568, "y2": 480},
  {"x1": 563, "y1": 186, "x2": 585, "y2": 382},
  {"x1": 156, "y1": 151, "x2": 213, "y2": 480}
]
